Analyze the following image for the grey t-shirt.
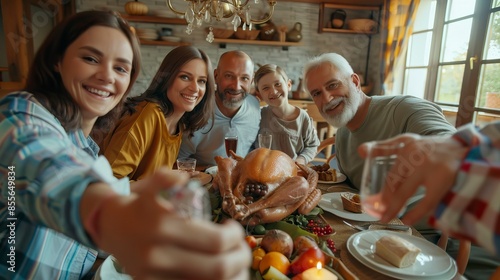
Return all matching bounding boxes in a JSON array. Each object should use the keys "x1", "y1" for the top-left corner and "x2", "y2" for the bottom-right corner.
[
  {"x1": 260, "y1": 106, "x2": 320, "y2": 163},
  {"x1": 336, "y1": 95, "x2": 456, "y2": 189}
]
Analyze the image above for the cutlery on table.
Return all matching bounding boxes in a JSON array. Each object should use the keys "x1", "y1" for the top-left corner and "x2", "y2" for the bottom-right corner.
[{"x1": 343, "y1": 220, "x2": 410, "y2": 231}]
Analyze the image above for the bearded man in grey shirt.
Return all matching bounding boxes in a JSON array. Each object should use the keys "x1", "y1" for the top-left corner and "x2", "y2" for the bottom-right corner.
[{"x1": 303, "y1": 53, "x2": 456, "y2": 189}]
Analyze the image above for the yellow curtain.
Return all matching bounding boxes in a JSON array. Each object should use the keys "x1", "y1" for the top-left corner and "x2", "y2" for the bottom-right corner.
[{"x1": 381, "y1": 0, "x2": 420, "y2": 95}]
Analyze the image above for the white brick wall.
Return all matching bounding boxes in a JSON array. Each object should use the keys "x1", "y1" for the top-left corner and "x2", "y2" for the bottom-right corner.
[{"x1": 77, "y1": 0, "x2": 381, "y2": 96}]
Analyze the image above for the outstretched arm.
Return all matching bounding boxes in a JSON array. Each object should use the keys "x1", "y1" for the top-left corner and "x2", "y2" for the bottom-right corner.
[
  {"x1": 358, "y1": 122, "x2": 500, "y2": 256},
  {"x1": 81, "y1": 168, "x2": 251, "y2": 279}
]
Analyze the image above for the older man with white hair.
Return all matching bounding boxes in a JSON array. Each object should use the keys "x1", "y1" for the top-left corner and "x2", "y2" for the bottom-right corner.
[{"x1": 303, "y1": 52, "x2": 455, "y2": 189}]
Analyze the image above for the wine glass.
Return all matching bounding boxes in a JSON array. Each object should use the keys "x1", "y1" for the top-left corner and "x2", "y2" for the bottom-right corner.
[
  {"x1": 360, "y1": 143, "x2": 405, "y2": 219},
  {"x1": 258, "y1": 131, "x2": 273, "y2": 149},
  {"x1": 224, "y1": 128, "x2": 238, "y2": 158}
]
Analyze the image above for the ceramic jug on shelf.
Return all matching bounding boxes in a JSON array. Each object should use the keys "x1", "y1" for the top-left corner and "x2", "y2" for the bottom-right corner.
[
  {"x1": 331, "y1": 9, "x2": 346, "y2": 29},
  {"x1": 292, "y1": 78, "x2": 310, "y2": 100},
  {"x1": 257, "y1": 14, "x2": 277, "y2": 41},
  {"x1": 286, "y1": 22, "x2": 302, "y2": 42}
]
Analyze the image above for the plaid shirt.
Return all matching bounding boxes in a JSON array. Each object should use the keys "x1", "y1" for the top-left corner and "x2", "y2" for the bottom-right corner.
[
  {"x1": 0, "y1": 92, "x2": 129, "y2": 279},
  {"x1": 431, "y1": 121, "x2": 500, "y2": 257}
]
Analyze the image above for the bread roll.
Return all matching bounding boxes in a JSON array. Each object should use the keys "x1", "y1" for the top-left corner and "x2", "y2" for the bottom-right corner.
[
  {"x1": 375, "y1": 235, "x2": 421, "y2": 268},
  {"x1": 340, "y1": 192, "x2": 362, "y2": 213}
]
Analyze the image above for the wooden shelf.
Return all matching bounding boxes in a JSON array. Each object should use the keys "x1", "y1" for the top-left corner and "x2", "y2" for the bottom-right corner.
[
  {"x1": 212, "y1": 39, "x2": 302, "y2": 50},
  {"x1": 121, "y1": 15, "x2": 187, "y2": 25},
  {"x1": 321, "y1": 28, "x2": 377, "y2": 35},
  {"x1": 121, "y1": 15, "x2": 189, "y2": 46},
  {"x1": 139, "y1": 39, "x2": 190, "y2": 46}
]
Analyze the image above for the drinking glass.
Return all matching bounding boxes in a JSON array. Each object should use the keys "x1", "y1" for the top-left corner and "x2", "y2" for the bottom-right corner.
[
  {"x1": 177, "y1": 157, "x2": 197, "y2": 172},
  {"x1": 258, "y1": 132, "x2": 273, "y2": 149},
  {"x1": 360, "y1": 143, "x2": 405, "y2": 219},
  {"x1": 224, "y1": 128, "x2": 238, "y2": 157},
  {"x1": 162, "y1": 180, "x2": 211, "y2": 220}
]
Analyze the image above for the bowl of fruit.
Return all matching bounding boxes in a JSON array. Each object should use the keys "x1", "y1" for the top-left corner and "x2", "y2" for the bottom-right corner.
[{"x1": 246, "y1": 223, "x2": 355, "y2": 280}]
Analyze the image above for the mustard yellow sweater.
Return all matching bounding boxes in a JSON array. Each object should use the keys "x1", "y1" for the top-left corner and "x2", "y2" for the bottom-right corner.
[{"x1": 100, "y1": 101, "x2": 182, "y2": 181}]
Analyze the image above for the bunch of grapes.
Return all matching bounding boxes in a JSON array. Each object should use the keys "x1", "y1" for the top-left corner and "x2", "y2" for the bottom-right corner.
[
  {"x1": 326, "y1": 238, "x2": 337, "y2": 253},
  {"x1": 305, "y1": 219, "x2": 334, "y2": 236},
  {"x1": 243, "y1": 183, "x2": 269, "y2": 204}
]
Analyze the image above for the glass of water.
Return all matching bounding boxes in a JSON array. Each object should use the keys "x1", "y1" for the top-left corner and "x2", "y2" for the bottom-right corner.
[
  {"x1": 360, "y1": 143, "x2": 405, "y2": 218},
  {"x1": 177, "y1": 157, "x2": 196, "y2": 172},
  {"x1": 258, "y1": 131, "x2": 273, "y2": 149},
  {"x1": 163, "y1": 180, "x2": 211, "y2": 220}
]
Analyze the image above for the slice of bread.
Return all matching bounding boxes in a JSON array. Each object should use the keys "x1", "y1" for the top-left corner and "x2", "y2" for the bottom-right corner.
[{"x1": 375, "y1": 235, "x2": 421, "y2": 268}]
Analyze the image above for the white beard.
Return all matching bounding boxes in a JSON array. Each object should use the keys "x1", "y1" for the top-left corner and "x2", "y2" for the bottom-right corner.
[{"x1": 322, "y1": 84, "x2": 362, "y2": 127}]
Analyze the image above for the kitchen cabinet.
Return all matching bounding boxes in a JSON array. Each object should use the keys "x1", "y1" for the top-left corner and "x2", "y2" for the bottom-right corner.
[
  {"x1": 121, "y1": 14, "x2": 190, "y2": 46},
  {"x1": 318, "y1": 3, "x2": 381, "y2": 94}
]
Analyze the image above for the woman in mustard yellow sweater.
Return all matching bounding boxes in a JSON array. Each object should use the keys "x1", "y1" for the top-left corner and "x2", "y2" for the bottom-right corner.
[{"x1": 99, "y1": 46, "x2": 215, "y2": 181}]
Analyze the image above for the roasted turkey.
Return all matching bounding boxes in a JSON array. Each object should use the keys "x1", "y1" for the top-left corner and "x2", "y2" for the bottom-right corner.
[{"x1": 213, "y1": 148, "x2": 321, "y2": 226}]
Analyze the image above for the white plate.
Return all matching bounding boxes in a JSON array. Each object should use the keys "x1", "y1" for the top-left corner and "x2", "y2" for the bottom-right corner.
[
  {"x1": 191, "y1": 172, "x2": 212, "y2": 186},
  {"x1": 347, "y1": 230, "x2": 453, "y2": 279},
  {"x1": 318, "y1": 172, "x2": 347, "y2": 184},
  {"x1": 347, "y1": 237, "x2": 458, "y2": 280},
  {"x1": 319, "y1": 192, "x2": 378, "y2": 222},
  {"x1": 205, "y1": 166, "x2": 218, "y2": 175}
]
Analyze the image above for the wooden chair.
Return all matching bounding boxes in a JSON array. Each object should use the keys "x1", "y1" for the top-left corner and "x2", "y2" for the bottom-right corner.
[
  {"x1": 316, "y1": 136, "x2": 336, "y2": 164},
  {"x1": 437, "y1": 233, "x2": 471, "y2": 275},
  {"x1": 305, "y1": 104, "x2": 336, "y2": 163}
]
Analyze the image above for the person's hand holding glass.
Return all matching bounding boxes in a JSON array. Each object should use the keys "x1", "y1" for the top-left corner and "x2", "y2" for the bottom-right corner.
[{"x1": 258, "y1": 131, "x2": 273, "y2": 149}]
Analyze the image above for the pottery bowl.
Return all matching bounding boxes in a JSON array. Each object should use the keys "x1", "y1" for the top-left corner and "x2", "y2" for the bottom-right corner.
[
  {"x1": 234, "y1": 28, "x2": 260, "y2": 40},
  {"x1": 347, "y1": 19, "x2": 377, "y2": 33},
  {"x1": 208, "y1": 28, "x2": 234, "y2": 39}
]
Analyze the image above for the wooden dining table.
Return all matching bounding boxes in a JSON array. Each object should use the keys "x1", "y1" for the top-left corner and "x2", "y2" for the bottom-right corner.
[
  {"x1": 317, "y1": 181, "x2": 467, "y2": 280},
  {"x1": 201, "y1": 172, "x2": 463, "y2": 280},
  {"x1": 316, "y1": 182, "x2": 423, "y2": 280}
]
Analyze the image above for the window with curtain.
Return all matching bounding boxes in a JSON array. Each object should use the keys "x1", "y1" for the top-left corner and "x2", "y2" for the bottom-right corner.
[{"x1": 400, "y1": 0, "x2": 500, "y2": 127}]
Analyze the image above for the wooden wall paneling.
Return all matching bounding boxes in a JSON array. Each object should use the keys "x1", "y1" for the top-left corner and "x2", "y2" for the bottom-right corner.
[
  {"x1": 0, "y1": 0, "x2": 75, "y2": 98},
  {"x1": 0, "y1": 0, "x2": 29, "y2": 98}
]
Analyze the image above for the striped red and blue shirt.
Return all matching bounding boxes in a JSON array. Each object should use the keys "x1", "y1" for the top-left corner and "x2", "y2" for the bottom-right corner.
[{"x1": 431, "y1": 121, "x2": 500, "y2": 257}]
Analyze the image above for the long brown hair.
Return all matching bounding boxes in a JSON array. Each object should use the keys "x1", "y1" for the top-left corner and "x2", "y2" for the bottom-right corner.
[
  {"x1": 24, "y1": 10, "x2": 141, "y2": 132},
  {"x1": 124, "y1": 46, "x2": 215, "y2": 138}
]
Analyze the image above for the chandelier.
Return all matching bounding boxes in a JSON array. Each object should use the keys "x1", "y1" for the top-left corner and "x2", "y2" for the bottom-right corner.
[{"x1": 166, "y1": 0, "x2": 277, "y2": 43}]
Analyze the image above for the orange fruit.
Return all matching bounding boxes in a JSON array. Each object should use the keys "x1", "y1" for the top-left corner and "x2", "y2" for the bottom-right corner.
[
  {"x1": 251, "y1": 248, "x2": 266, "y2": 271},
  {"x1": 251, "y1": 256, "x2": 263, "y2": 270},
  {"x1": 253, "y1": 248, "x2": 266, "y2": 258},
  {"x1": 258, "y1": 252, "x2": 290, "y2": 275}
]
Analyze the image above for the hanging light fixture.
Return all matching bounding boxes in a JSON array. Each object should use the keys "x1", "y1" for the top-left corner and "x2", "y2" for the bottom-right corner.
[{"x1": 167, "y1": 0, "x2": 277, "y2": 43}]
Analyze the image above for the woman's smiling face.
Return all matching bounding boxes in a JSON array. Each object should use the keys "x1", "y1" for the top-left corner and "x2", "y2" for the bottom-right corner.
[
  {"x1": 167, "y1": 58, "x2": 208, "y2": 114},
  {"x1": 56, "y1": 26, "x2": 133, "y2": 125}
]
